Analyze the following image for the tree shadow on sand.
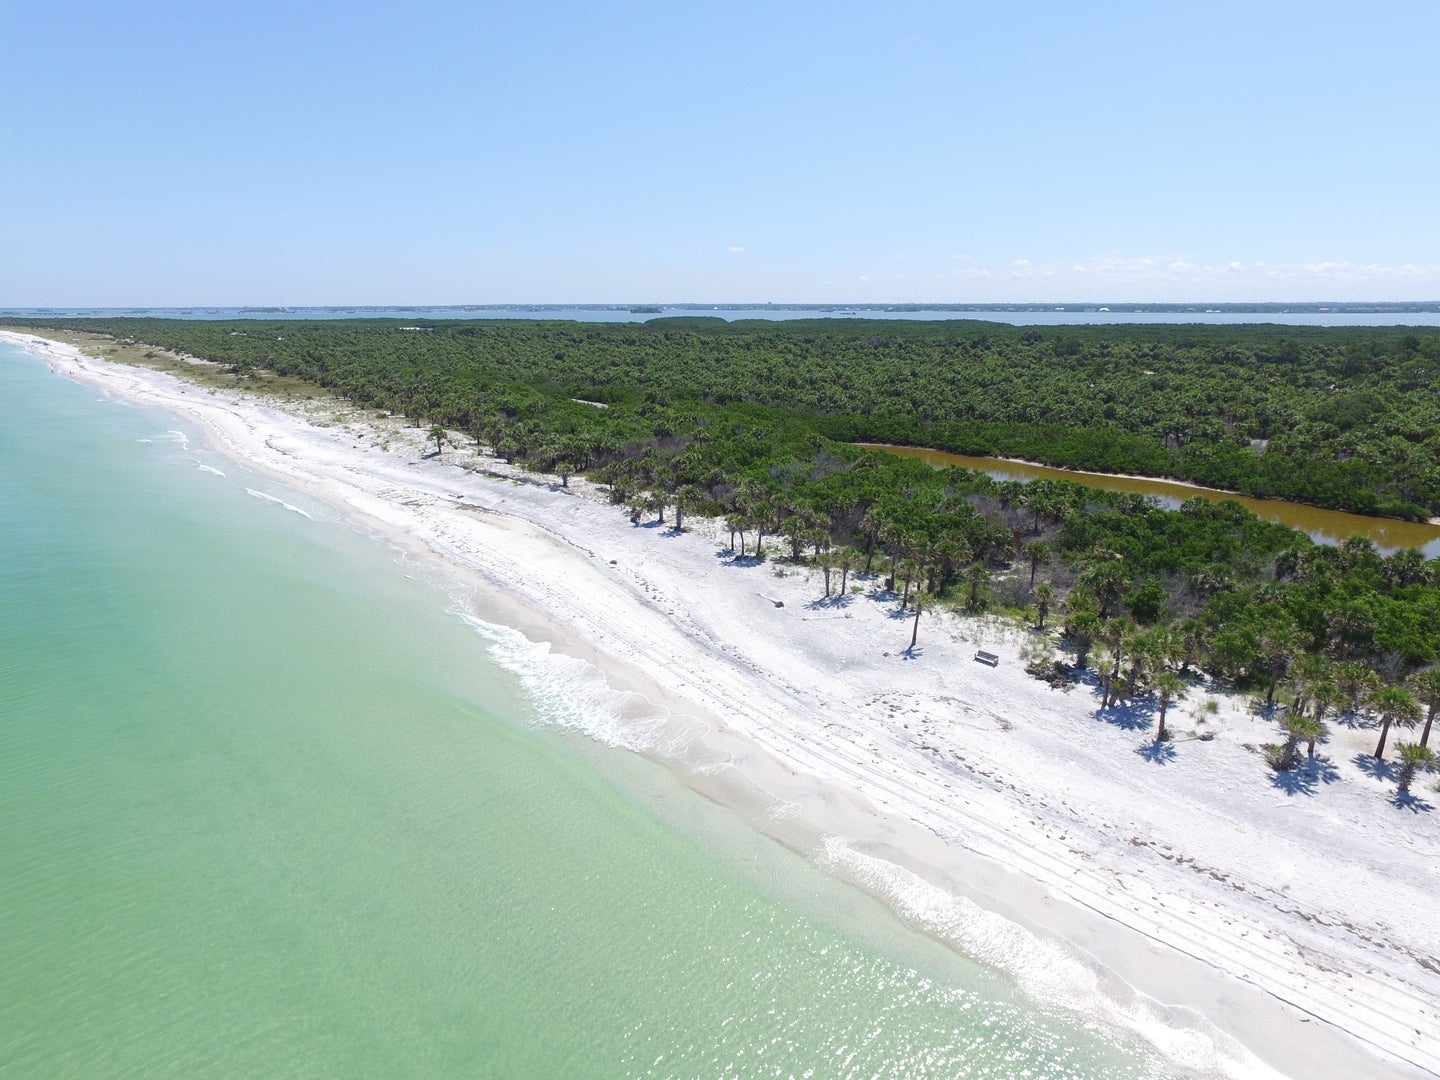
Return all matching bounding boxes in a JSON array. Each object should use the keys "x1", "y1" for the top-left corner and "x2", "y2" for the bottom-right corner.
[
  {"x1": 1092, "y1": 696, "x2": 1156, "y2": 732},
  {"x1": 1329, "y1": 709, "x2": 1369, "y2": 731},
  {"x1": 1389, "y1": 790, "x2": 1435, "y2": 813},
  {"x1": 1351, "y1": 753, "x2": 1396, "y2": 782},
  {"x1": 1269, "y1": 756, "x2": 1341, "y2": 797},
  {"x1": 900, "y1": 645, "x2": 925, "y2": 661},
  {"x1": 1135, "y1": 739, "x2": 1177, "y2": 765},
  {"x1": 715, "y1": 548, "x2": 766, "y2": 568},
  {"x1": 806, "y1": 594, "x2": 854, "y2": 611},
  {"x1": 1252, "y1": 701, "x2": 1280, "y2": 723}
]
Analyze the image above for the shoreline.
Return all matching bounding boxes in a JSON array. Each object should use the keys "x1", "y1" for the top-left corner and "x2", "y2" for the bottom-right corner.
[{"x1": 6, "y1": 330, "x2": 1437, "y2": 1079}]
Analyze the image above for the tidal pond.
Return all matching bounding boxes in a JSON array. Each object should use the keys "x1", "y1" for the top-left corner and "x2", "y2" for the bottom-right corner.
[{"x1": 858, "y1": 444, "x2": 1440, "y2": 557}]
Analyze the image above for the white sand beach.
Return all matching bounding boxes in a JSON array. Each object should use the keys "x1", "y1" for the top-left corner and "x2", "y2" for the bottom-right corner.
[{"x1": 7, "y1": 329, "x2": 1438, "y2": 1079}]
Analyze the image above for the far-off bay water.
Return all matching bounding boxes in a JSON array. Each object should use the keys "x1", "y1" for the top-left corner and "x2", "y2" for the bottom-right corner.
[{"x1": 0, "y1": 342, "x2": 1174, "y2": 1076}]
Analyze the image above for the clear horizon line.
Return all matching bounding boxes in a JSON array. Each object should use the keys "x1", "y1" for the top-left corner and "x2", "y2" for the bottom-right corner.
[{"x1": 6, "y1": 300, "x2": 1440, "y2": 310}]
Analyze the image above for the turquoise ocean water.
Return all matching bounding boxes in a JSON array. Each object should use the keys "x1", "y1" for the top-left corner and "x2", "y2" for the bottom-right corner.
[{"x1": 0, "y1": 343, "x2": 1171, "y2": 1078}]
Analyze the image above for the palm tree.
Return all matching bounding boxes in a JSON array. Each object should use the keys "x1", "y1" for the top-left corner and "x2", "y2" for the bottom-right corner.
[
  {"x1": 747, "y1": 500, "x2": 775, "y2": 558},
  {"x1": 1307, "y1": 682, "x2": 1339, "y2": 756},
  {"x1": 780, "y1": 515, "x2": 809, "y2": 561},
  {"x1": 1408, "y1": 668, "x2": 1440, "y2": 748},
  {"x1": 806, "y1": 526, "x2": 831, "y2": 563},
  {"x1": 672, "y1": 485, "x2": 705, "y2": 531},
  {"x1": 1153, "y1": 670, "x2": 1186, "y2": 742},
  {"x1": 724, "y1": 513, "x2": 747, "y2": 556},
  {"x1": 816, "y1": 550, "x2": 836, "y2": 597},
  {"x1": 1173, "y1": 618, "x2": 1207, "y2": 675},
  {"x1": 931, "y1": 537, "x2": 969, "y2": 595},
  {"x1": 1341, "y1": 534, "x2": 1380, "y2": 567},
  {"x1": 1255, "y1": 619, "x2": 1298, "y2": 707},
  {"x1": 1396, "y1": 743, "x2": 1436, "y2": 793},
  {"x1": 1066, "y1": 610, "x2": 1102, "y2": 670},
  {"x1": 1366, "y1": 684, "x2": 1422, "y2": 760},
  {"x1": 1288, "y1": 651, "x2": 1331, "y2": 714},
  {"x1": 427, "y1": 424, "x2": 446, "y2": 457},
  {"x1": 906, "y1": 588, "x2": 929, "y2": 652},
  {"x1": 897, "y1": 557, "x2": 921, "y2": 607},
  {"x1": 1334, "y1": 661, "x2": 1380, "y2": 713},
  {"x1": 859, "y1": 508, "x2": 886, "y2": 572},
  {"x1": 1033, "y1": 583, "x2": 1054, "y2": 631},
  {"x1": 879, "y1": 523, "x2": 913, "y2": 591},
  {"x1": 1093, "y1": 642, "x2": 1117, "y2": 709},
  {"x1": 1280, "y1": 713, "x2": 1324, "y2": 768},
  {"x1": 1079, "y1": 559, "x2": 1130, "y2": 619},
  {"x1": 1126, "y1": 626, "x2": 1165, "y2": 704},
  {"x1": 1384, "y1": 547, "x2": 1430, "y2": 589},
  {"x1": 1100, "y1": 617, "x2": 1137, "y2": 707},
  {"x1": 1023, "y1": 540, "x2": 1052, "y2": 590},
  {"x1": 539, "y1": 437, "x2": 578, "y2": 486},
  {"x1": 964, "y1": 561, "x2": 989, "y2": 610}
]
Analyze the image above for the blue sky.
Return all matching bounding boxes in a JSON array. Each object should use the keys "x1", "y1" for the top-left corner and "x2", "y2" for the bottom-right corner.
[{"x1": 4, "y1": 1, "x2": 1437, "y2": 305}]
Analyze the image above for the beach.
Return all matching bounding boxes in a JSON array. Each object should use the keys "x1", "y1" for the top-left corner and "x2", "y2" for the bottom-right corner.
[{"x1": 7, "y1": 329, "x2": 1437, "y2": 1079}]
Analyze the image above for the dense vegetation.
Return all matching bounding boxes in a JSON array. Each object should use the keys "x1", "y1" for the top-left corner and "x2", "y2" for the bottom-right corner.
[
  {"x1": 11, "y1": 316, "x2": 1440, "y2": 783},
  {"x1": 9, "y1": 315, "x2": 1440, "y2": 517}
]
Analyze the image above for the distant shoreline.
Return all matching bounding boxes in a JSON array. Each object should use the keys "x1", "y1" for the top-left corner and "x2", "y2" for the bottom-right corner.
[
  {"x1": 7, "y1": 304, "x2": 1440, "y2": 328},
  {"x1": 7, "y1": 300, "x2": 1440, "y2": 313}
]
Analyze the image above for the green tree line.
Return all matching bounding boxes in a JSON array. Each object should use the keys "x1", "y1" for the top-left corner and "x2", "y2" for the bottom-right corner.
[{"x1": 9, "y1": 315, "x2": 1439, "y2": 517}]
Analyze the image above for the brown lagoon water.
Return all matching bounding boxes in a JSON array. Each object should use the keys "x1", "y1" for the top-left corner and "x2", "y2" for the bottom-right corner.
[{"x1": 858, "y1": 445, "x2": 1440, "y2": 557}]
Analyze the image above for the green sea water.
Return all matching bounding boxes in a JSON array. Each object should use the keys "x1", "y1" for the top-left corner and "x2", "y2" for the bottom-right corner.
[{"x1": 0, "y1": 343, "x2": 1171, "y2": 1078}]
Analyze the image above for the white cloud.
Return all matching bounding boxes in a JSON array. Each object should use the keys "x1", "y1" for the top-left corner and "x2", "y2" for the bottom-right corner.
[{"x1": 726, "y1": 245, "x2": 747, "y2": 254}]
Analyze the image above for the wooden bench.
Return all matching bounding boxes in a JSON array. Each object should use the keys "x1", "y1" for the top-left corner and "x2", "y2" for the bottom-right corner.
[{"x1": 974, "y1": 650, "x2": 1000, "y2": 667}]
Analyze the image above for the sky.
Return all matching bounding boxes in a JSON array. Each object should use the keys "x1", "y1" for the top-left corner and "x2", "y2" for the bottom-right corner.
[{"x1": 4, "y1": 0, "x2": 1438, "y2": 305}]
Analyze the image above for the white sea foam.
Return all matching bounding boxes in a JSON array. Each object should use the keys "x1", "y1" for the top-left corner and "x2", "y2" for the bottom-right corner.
[
  {"x1": 196, "y1": 464, "x2": 226, "y2": 477},
  {"x1": 159, "y1": 429, "x2": 189, "y2": 446},
  {"x1": 817, "y1": 837, "x2": 1280, "y2": 1080},
  {"x1": 459, "y1": 613, "x2": 701, "y2": 757},
  {"x1": 244, "y1": 488, "x2": 312, "y2": 518}
]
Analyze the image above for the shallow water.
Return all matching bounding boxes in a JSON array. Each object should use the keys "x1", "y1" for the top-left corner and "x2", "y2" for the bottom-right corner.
[{"x1": 0, "y1": 343, "x2": 1175, "y2": 1077}]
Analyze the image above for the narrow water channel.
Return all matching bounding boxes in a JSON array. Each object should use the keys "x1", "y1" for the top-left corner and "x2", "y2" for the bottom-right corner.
[{"x1": 858, "y1": 444, "x2": 1440, "y2": 557}]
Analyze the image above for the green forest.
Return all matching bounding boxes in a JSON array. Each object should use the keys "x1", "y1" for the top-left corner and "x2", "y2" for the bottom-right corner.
[
  {"x1": 12, "y1": 315, "x2": 1440, "y2": 518},
  {"x1": 11, "y1": 315, "x2": 1440, "y2": 782}
]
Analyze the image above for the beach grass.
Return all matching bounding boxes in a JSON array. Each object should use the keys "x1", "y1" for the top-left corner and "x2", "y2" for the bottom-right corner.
[{"x1": 12, "y1": 327, "x2": 328, "y2": 403}]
